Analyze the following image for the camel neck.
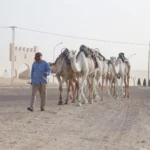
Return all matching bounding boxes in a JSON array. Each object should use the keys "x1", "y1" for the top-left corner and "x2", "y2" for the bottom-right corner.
[{"x1": 70, "y1": 54, "x2": 82, "y2": 72}]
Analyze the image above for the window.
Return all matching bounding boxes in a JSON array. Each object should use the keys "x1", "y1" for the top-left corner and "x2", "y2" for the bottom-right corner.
[{"x1": 24, "y1": 54, "x2": 26, "y2": 59}]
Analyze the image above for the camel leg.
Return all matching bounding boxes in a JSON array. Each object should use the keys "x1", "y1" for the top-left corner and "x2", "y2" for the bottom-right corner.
[
  {"x1": 76, "y1": 77, "x2": 82, "y2": 106},
  {"x1": 109, "y1": 77, "x2": 113, "y2": 96},
  {"x1": 105, "y1": 77, "x2": 111, "y2": 97},
  {"x1": 100, "y1": 76, "x2": 105, "y2": 101},
  {"x1": 88, "y1": 76, "x2": 95, "y2": 104},
  {"x1": 123, "y1": 75, "x2": 127, "y2": 98},
  {"x1": 90, "y1": 75, "x2": 95, "y2": 104},
  {"x1": 114, "y1": 82, "x2": 116, "y2": 96},
  {"x1": 57, "y1": 76, "x2": 64, "y2": 105},
  {"x1": 127, "y1": 73, "x2": 130, "y2": 98},
  {"x1": 110, "y1": 80, "x2": 113, "y2": 96},
  {"x1": 87, "y1": 77, "x2": 93, "y2": 104},
  {"x1": 65, "y1": 80, "x2": 70, "y2": 104},
  {"x1": 69, "y1": 80, "x2": 73, "y2": 101},
  {"x1": 87, "y1": 77, "x2": 92, "y2": 103},
  {"x1": 114, "y1": 77, "x2": 119, "y2": 99},
  {"x1": 111, "y1": 80, "x2": 115, "y2": 97},
  {"x1": 77, "y1": 75, "x2": 88, "y2": 106},
  {"x1": 120, "y1": 76, "x2": 124, "y2": 96},
  {"x1": 81, "y1": 75, "x2": 88, "y2": 104},
  {"x1": 75, "y1": 79, "x2": 79, "y2": 100},
  {"x1": 71, "y1": 80, "x2": 76, "y2": 103},
  {"x1": 93, "y1": 79, "x2": 99, "y2": 102}
]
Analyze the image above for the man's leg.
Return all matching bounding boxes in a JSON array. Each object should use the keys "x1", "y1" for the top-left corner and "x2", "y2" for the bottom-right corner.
[
  {"x1": 39, "y1": 83, "x2": 47, "y2": 111},
  {"x1": 27, "y1": 84, "x2": 39, "y2": 111}
]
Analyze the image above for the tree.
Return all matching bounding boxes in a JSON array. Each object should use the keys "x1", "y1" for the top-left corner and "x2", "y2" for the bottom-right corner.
[
  {"x1": 148, "y1": 80, "x2": 150, "y2": 86},
  {"x1": 137, "y1": 78, "x2": 141, "y2": 86},
  {"x1": 143, "y1": 78, "x2": 146, "y2": 86}
]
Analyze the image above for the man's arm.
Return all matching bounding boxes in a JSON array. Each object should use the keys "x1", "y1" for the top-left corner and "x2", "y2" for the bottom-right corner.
[
  {"x1": 31, "y1": 63, "x2": 34, "y2": 80},
  {"x1": 44, "y1": 62, "x2": 51, "y2": 76}
]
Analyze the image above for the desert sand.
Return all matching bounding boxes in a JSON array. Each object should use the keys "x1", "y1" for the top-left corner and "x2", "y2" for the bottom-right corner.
[{"x1": 0, "y1": 86, "x2": 150, "y2": 150}]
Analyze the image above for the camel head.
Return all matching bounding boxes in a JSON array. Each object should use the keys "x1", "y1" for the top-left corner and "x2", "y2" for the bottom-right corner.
[
  {"x1": 48, "y1": 62, "x2": 56, "y2": 73},
  {"x1": 110, "y1": 57, "x2": 116, "y2": 63},
  {"x1": 69, "y1": 50, "x2": 77, "y2": 60}
]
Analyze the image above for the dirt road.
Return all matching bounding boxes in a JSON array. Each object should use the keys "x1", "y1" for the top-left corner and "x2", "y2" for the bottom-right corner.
[{"x1": 0, "y1": 87, "x2": 150, "y2": 150}]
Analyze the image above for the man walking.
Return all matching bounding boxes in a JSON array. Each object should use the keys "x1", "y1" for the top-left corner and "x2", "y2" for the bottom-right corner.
[{"x1": 27, "y1": 52, "x2": 51, "y2": 112}]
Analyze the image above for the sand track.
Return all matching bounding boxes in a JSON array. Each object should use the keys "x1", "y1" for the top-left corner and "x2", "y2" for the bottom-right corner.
[{"x1": 0, "y1": 87, "x2": 150, "y2": 150}]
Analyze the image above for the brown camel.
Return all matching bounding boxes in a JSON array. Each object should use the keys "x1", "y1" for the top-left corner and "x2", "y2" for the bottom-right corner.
[{"x1": 49, "y1": 49, "x2": 78, "y2": 105}]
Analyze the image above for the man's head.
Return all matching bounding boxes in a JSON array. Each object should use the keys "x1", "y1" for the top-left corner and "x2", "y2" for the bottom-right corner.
[{"x1": 35, "y1": 52, "x2": 42, "y2": 62}]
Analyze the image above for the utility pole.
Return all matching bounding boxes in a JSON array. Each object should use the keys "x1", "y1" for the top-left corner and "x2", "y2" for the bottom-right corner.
[
  {"x1": 10, "y1": 26, "x2": 16, "y2": 85},
  {"x1": 148, "y1": 42, "x2": 150, "y2": 86}
]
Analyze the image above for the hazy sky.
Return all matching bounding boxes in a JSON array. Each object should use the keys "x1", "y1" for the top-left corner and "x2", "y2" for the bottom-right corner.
[{"x1": 0, "y1": 0, "x2": 150, "y2": 70}]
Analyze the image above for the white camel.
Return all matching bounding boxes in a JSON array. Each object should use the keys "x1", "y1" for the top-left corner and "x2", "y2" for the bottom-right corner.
[
  {"x1": 69, "y1": 49, "x2": 96, "y2": 106},
  {"x1": 92, "y1": 50, "x2": 112, "y2": 101},
  {"x1": 106, "y1": 57, "x2": 119, "y2": 98},
  {"x1": 115, "y1": 55, "x2": 131, "y2": 98}
]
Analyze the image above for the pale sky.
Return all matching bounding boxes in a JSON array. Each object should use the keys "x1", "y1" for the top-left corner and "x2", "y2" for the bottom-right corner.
[{"x1": 0, "y1": 0, "x2": 150, "y2": 70}]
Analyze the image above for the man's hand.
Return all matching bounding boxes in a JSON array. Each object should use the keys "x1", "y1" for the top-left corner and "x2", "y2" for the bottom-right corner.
[{"x1": 44, "y1": 73, "x2": 48, "y2": 77}]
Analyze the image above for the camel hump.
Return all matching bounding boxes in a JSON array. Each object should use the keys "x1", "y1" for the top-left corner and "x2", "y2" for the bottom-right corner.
[
  {"x1": 79, "y1": 45, "x2": 92, "y2": 57},
  {"x1": 62, "y1": 48, "x2": 71, "y2": 65}
]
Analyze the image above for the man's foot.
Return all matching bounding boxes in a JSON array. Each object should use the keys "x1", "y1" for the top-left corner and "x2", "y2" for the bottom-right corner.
[
  {"x1": 41, "y1": 108, "x2": 45, "y2": 111},
  {"x1": 27, "y1": 107, "x2": 34, "y2": 112}
]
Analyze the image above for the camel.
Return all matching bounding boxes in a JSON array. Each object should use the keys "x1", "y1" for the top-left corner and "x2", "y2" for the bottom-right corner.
[
  {"x1": 49, "y1": 49, "x2": 77, "y2": 105},
  {"x1": 93, "y1": 50, "x2": 111, "y2": 101},
  {"x1": 106, "y1": 57, "x2": 119, "y2": 98},
  {"x1": 115, "y1": 53, "x2": 131, "y2": 98},
  {"x1": 69, "y1": 45, "x2": 96, "y2": 106}
]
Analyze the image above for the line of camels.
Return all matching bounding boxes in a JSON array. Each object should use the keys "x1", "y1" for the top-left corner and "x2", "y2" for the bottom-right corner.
[{"x1": 49, "y1": 45, "x2": 131, "y2": 106}]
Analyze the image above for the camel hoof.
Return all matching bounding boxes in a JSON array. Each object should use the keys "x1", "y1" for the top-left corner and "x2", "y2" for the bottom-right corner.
[
  {"x1": 94, "y1": 96, "x2": 99, "y2": 102},
  {"x1": 123, "y1": 95, "x2": 126, "y2": 98},
  {"x1": 94, "y1": 99, "x2": 98, "y2": 102},
  {"x1": 109, "y1": 94, "x2": 112, "y2": 98},
  {"x1": 88, "y1": 101, "x2": 93, "y2": 104},
  {"x1": 76, "y1": 102, "x2": 82, "y2": 106},
  {"x1": 64, "y1": 100, "x2": 69, "y2": 105},
  {"x1": 58, "y1": 101, "x2": 64, "y2": 105},
  {"x1": 114, "y1": 94, "x2": 119, "y2": 99},
  {"x1": 82, "y1": 100, "x2": 88, "y2": 104},
  {"x1": 69, "y1": 95, "x2": 73, "y2": 100}
]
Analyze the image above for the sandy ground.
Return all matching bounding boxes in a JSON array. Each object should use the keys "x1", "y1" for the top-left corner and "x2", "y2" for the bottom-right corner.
[{"x1": 0, "y1": 86, "x2": 150, "y2": 150}]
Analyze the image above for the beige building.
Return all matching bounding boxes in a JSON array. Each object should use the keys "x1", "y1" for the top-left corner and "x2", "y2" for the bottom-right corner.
[
  {"x1": 19, "y1": 69, "x2": 30, "y2": 80},
  {"x1": 9, "y1": 43, "x2": 38, "y2": 79}
]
